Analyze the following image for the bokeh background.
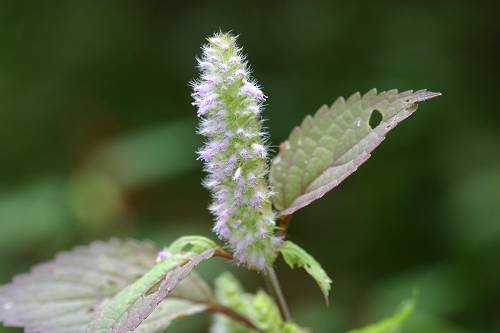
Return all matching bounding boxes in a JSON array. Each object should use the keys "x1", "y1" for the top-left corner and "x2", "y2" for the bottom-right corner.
[{"x1": 1, "y1": 1, "x2": 499, "y2": 332}]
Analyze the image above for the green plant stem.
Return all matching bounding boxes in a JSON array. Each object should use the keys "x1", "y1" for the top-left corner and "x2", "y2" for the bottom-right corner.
[{"x1": 264, "y1": 265, "x2": 292, "y2": 322}]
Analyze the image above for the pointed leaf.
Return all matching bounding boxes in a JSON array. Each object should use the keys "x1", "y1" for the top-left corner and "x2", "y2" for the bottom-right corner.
[
  {"x1": 211, "y1": 272, "x2": 307, "y2": 333},
  {"x1": 270, "y1": 89, "x2": 441, "y2": 216},
  {"x1": 280, "y1": 241, "x2": 332, "y2": 303},
  {"x1": 107, "y1": 249, "x2": 216, "y2": 333},
  {"x1": 211, "y1": 272, "x2": 254, "y2": 333},
  {"x1": 345, "y1": 294, "x2": 417, "y2": 333},
  {"x1": 0, "y1": 239, "x2": 213, "y2": 333}
]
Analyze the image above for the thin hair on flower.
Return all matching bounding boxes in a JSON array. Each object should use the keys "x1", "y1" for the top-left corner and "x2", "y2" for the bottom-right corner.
[{"x1": 191, "y1": 32, "x2": 281, "y2": 270}]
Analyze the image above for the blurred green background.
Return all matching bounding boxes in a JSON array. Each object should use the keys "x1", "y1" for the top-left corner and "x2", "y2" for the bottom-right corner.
[{"x1": 1, "y1": 1, "x2": 499, "y2": 332}]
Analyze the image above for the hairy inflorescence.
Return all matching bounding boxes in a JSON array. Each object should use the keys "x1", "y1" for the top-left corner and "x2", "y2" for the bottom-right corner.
[{"x1": 191, "y1": 32, "x2": 281, "y2": 270}]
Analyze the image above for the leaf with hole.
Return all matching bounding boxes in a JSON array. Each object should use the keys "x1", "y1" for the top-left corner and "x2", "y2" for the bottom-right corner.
[
  {"x1": 0, "y1": 239, "x2": 213, "y2": 333},
  {"x1": 270, "y1": 89, "x2": 441, "y2": 216},
  {"x1": 279, "y1": 241, "x2": 332, "y2": 304},
  {"x1": 344, "y1": 293, "x2": 417, "y2": 333}
]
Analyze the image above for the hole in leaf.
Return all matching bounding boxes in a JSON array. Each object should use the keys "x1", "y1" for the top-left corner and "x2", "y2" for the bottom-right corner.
[{"x1": 369, "y1": 110, "x2": 383, "y2": 129}]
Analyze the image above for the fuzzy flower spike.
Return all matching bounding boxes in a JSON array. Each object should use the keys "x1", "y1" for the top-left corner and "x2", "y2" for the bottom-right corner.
[{"x1": 192, "y1": 32, "x2": 281, "y2": 270}]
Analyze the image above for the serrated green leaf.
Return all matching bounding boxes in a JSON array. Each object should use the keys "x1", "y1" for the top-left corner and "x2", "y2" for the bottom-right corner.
[
  {"x1": 270, "y1": 89, "x2": 441, "y2": 216},
  {"x1": 280, "y1": 241, "x2": 332, "y2": 303},
  {"x1": 87, "y1": 248, "x2": 215, "y2": 333},
  {"x1": 211, "y1": 272, "x2": 256, "y2": 333},
  {"x1": 211, "y1": 272, "x2": 307, "y2": 333},
  {"x1": 0, "y1": 239, "x2": 213, "y2": 333},
  {"x1": 168, "y1": 235, "x2": 218, "y2": 254},
  {"x1": 345, "y1": 294, "x2": 417, "y2": 333},
  {"x1": 115, "y1": 249, "x2": 215, "y2": 333},
  {"x1": 251, "y1": 291, "x2": 290, "y2": 332}
]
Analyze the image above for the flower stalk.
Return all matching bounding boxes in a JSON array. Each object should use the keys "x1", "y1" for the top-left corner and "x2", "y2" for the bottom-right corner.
[{"x1": 192, "y1": 33, "x2": 281, "y2": 270}]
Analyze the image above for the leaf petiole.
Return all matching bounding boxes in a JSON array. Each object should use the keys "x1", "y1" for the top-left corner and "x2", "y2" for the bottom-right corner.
[{"x1": 264, "y1": 265, "x2": 292, "y2": 322}]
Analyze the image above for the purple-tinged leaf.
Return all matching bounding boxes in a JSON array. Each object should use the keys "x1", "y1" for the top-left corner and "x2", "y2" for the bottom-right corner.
[
  {"x1": 112, "y1": 249, "x2": 215, "y2": 333},
  {"x1": 0, "y1": 239, "x2": 213, "y2": 333},
  {"x1": 270, "y1": 89, "x2": 441, "y2": 216}
]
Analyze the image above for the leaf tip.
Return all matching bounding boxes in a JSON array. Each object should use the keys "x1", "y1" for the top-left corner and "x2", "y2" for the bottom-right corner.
[
  {"x1": 323, "y1": 290, "x2": 331, "y2": 306},
  {"x1": 412, "y1": 90, "x2": 442, "y2": 102}
]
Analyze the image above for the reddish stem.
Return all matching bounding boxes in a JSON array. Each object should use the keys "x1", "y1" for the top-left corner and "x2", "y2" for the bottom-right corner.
[
  {"x1": 277, "y1": 214, "x2": 293, "y2": 237},
  {"x1": 208, "y1": 304, "x2": 263, "y2": 332},
  {"x1": 213, "y1": 248, "x2": 234, "y2": 260}
]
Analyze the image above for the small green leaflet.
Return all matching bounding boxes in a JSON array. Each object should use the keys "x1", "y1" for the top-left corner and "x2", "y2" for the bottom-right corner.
[
  {"x1": 0, "y1": 239, "x2": 213, "y2": 333},
  {"x1": 168, "y1": 235, "x2": 218, "y2": 254},
  {"x1": 211, "y1": 272, "x2": 269, "y2": 333},
  {"x1": 280, "y1": 241, "x2": 332, "y2": 303},
  {"x1": 87, "y1": 247, "x2": 216, "y2": 333},
  {"x1": 270, "y1": 89, "x2": 441, "y2": 216},
  {"x1": 211, "y1": 272, "x2": 306, "y2": 333},
  {"x1": 345, "y1": 293, "x2": 417, "y2": 333}
]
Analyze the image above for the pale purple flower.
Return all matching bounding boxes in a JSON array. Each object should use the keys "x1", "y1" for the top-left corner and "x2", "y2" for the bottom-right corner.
[
  {"x1": 156, "y1": 249, "x2": 170, "y2": 263},
  {"x1": 192, "y1": 32, "x2": 279, "y2": 270},
  {"x1": 241, "y1": 81, "x2": 266, "y2": 101},
  {"x1": 252, "y1": 143, "x2": 267, "y2": 159},
  {"x1": 235, "y1": 69, "x2": 246, "y2": 78},
  {"x1": 218, "y1": 64, "x2": 228, "y2": 73}
]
